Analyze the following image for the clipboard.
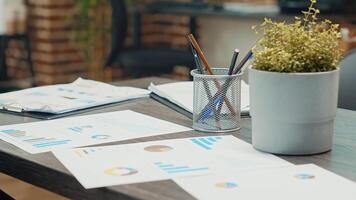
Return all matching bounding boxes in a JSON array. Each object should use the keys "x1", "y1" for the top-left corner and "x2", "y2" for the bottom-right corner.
[{"x1": 0, "y1": 98, "x2": 144, "y2": 120}]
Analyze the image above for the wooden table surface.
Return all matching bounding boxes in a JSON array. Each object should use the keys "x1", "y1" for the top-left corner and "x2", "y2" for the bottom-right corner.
[{"x1": 0, "y1": 77, "x2": 356, "y2": 200}]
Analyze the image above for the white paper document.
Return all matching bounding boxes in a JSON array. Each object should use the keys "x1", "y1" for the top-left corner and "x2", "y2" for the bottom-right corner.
[
  {"x1": 0, "y1": 110, "x2": 191, "y2": 154},
  {"x1": 53, "y1": 135, "x2": 290, "y2": 189},
  {"x1": 0, "y1": 78, "x2": 150, "y2": 114},
  {"x1": 174, "y1": 164, "x2": 356, "y2": 200},
  {"x1": 148, "y1": 81, "x2": 250, "y2": 114}
]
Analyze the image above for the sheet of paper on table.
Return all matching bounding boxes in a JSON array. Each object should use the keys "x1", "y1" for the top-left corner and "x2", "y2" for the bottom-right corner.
[
  {"x1": 0, "y1": 110, "x2": 191, "y2": 154},
  {"x1": 174, "y1": 164, "x2": 356, "y2": 200},
  {"x1": 148, "y1": 81, "x2": 250, "y2": 114},
  {"x1": 53, "y1": 135, "x2": 291, "y2": 189},
  {"x1": 0, "y1": 78, "x2": 150, "y2": 114}
]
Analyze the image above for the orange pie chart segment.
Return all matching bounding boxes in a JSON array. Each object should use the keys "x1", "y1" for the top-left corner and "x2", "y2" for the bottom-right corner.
[{"x1": 144, "y1": 145, "x2": 173, "y2": 152}]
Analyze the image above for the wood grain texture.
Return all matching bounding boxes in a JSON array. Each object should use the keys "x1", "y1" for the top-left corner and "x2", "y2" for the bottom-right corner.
[
  {"x1": 0, "y1": 77, "x2": 356, "y2": 200},
  {"x1": 0, "y1": 173, "x2": 68, "y2": 200}
]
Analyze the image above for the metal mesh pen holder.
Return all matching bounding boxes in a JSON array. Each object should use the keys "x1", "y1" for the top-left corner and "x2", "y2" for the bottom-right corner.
[{"x1": 191, "y1": 68, "x2": 242, "y2": 132}]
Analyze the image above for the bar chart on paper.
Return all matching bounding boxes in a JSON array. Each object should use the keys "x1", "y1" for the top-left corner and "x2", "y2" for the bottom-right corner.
[
  {"x1": 0, "y1": 110, "x2": 191, "y2": 154},
  {"x1": 190, "y1": 136, "x2": 223, "y2": 150},
  {"x1": 0, "y1": 129, "x2": 71, "y2": 148},
  {"x1": 154, "y1": 161, "x2": 209, "y2": 174}
]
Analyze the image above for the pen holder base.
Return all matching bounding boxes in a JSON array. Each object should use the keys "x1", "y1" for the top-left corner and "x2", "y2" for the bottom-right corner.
[
  {"x1": 191, "y1": 68, "x2": 242, "y2": 133},
  {"x1": 192, "y1": 122, "x2": 241, "y2": 133}
]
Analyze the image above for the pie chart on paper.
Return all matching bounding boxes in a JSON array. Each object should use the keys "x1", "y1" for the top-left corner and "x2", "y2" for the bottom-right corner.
[
  {"x1": 215, "y1": 182, "x2": 238, "y2": 189},
  {"x1": 104, "y1": 167, "x2": 138, "y2": 176},
  {"x1": 144, "y1": 145, "x2": 173, "y2": 152}
]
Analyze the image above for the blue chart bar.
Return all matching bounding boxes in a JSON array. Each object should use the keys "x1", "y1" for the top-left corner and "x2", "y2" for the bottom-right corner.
[
  {"x1": 155, "y1": 162, "x2": 209, "y2": 174},
  {"x1": 191, "y1": 138, "x2": 211, "y2": 150},
  {"x1": 200, "y1": 138, "x2": 212, "y2": 145},
  {"x1": 207, "y1": 137, "x2": 216, "y2": 142},
  {"x1": 167, "y1": 167, "x2": 209, "y2": 174},
  {"x1": 23, "y1": 137, "x2": 55, "y2": 143},
  {"x1": 68, "y1": 127, "x2": 82, "y2": 133},
  {"x1": 1, "y1": 129, "x2": 26, "y2": 137},
  {"x1": 1, "y1": 129, "x2": 18, "y2": 134},
  {"x1": 33, "y1": 139, "x2": 71, "y2": 148},
  {"x1": 162, "y1": 166, "x2": 189, "y2": 171},
  {"x1": 190, "y1": 137, "x2": 222, "y2": 150},
  {"x1": 159, "y1": 164, "x2": 174, "y2": 168}
]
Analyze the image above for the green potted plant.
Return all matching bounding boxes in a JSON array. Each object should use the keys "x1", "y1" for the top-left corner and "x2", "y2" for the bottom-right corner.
[{"x1": 249, "y1": 0, "x2": 342, "y2": 155}]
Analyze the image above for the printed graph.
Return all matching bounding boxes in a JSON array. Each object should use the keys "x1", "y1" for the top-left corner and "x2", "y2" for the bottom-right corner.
[
  {"x1": 215, "y1": 182, "x2": 238, "y2": 189},
  {"x1": 91, "y1": 135, "x2": 111, "y2": 140},
  {"x1": 1, "y1": 129, "x2": 71, "y2": 148},
  {"x1": 104, "y1": 167, "x2": 138, "y2": 176},
  {"x1": 154, "y1": 162, "x2": 209, "y2": 174},
  {"x1": 294, "y1": 173, "x2": 315, "y2": 180},
  {"x1": 58, "y1": 88, "x2": 74, "y2": 93},
  {"x1": 74, "y1": 148, "x2": 102, "y2": 157},
  {"x1": 144, "y1": 145, "x2": 173, "y2": 152},
  {"x1": 68, "y1": 125, "x2": 93, "y2": 133},
  {"x1": 190, "y1": 136, "x2": 223, "y2": 150},
  {"x1": 58, "y1": 87, "x2": 95, "y2": 96}
]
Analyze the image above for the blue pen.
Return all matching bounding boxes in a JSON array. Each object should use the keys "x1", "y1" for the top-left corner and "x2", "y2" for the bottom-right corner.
[{"x1": 199, "y1": 96, "x2": 222, "y2": 122}]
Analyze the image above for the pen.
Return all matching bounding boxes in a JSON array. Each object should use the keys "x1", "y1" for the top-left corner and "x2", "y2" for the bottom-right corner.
[
  {"x1": 187, "y1": 34, "x2": 214, "y2": 75},
  {"x1": 189, "y1": 43, "x2": 205, "y2": 74},
  {"x1": 216, "y1": 49, "x2": 240, "y2": 117},
  {"x1": 189, "y1": 41, "x2": 220, "y2": 125},
  {"x1": 198, "y1": 50, "x2": 253, "y2": 121},
  {"x1": 188, "y1": 34, "x2": 236, "y2": 118},
  {"x1": 232, "y1": 50, "x2": 253, "y2": 74},
  {"x1": 228, "y1": 49, "x2": 239, "y2": 75}
]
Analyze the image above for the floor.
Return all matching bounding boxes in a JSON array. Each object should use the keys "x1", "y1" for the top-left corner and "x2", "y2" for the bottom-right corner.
[{"x1": 0, "y1": 173, "x2": 68, "y2": 200}]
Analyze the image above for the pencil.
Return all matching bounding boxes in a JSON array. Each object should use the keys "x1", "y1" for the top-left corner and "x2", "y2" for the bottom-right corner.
[
  {"x1": 187, "y1": 34, "x2": 236, "y2": 118},
  {"x1": 187, "y1": 34, "x2": 214, "y2": 75},
  {"x1": 189, "y1": 42, "x2": 221, "y2": 126}
]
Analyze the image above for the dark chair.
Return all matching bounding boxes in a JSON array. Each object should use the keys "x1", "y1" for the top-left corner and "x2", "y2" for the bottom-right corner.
[
  {"x1": 104, "y1": 0, "x2": 195, "y2": 78},
  {"x1": 0, "y1": 33, "x2": 36, "y2": 91},
  {"x1": 338, "y1": 49, "x2": 356, "y2": 111}
]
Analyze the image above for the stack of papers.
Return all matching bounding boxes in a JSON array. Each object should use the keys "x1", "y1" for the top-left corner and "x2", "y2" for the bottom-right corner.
[
  {"x1": 0, "y1": 110, "x2": 191, "y2": 154},
  {"x1": 53, "y1": 135, "x2": 356, "y2": 199},
  {"x1": 148, "y1": 81, "x2": 250, "y2": 116},
  {"x1": 0, "y1": 78, "x2": 150, "y2": 115},
  {"x1": 1, "y1": 106, "x2": 355, "y2": 197},
  {"x1": 53, "y1": 135, "x2": 291, "y2": 188}
]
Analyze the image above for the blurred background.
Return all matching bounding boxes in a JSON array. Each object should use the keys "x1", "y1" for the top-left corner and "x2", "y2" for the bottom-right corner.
[{"x1": 0, "y1": 0, "x2": 355, "y2": 92}]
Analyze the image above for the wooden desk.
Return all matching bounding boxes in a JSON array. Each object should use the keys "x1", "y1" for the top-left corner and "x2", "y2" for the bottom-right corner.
[{"x1": 0, "y1": 77, "x2": 356, "y2": 200}]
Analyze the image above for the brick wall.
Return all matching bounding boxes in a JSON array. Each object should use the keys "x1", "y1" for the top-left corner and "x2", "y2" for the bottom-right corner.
[{"x1": 26, "y1": 0, "x2": 87, "y2": 85}]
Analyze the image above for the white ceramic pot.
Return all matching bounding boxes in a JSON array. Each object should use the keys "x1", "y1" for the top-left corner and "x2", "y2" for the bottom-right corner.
[{"x1": 249, "y1": 67, "x2": 340, "y2": 155}]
